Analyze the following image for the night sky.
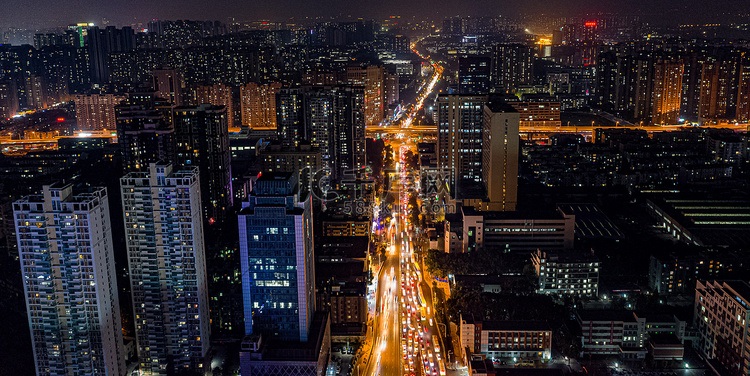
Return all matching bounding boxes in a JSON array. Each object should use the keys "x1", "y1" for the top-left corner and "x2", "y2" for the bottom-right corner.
[{"x1": 2, "y1": 0, "x2": 746, "y2": 29}]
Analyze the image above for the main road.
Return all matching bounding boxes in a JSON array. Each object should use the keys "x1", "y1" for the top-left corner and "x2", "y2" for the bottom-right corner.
[{"x1": 362, "y1": 39, "x2": 448, "y2": 376}]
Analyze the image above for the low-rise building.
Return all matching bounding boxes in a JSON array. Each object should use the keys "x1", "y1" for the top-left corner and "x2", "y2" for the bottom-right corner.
[
  {"x1": 577, "y1": 310, "x2": 688, "y2": 359},
  {"x1": 240, "y1": 312, "x2": 331, "y2": 376},
  {"x1": 460, "y1": 315, "x2": 552, "y2": 361},
  {"x1": 646, "y1": 197, "x2": 750, "y2": 248},
  {"x1": 532, "y1": 250, "x2": 599, "y2": 297},
  {"x1": 460, "y1": 206, "x2": 575, "y2": 253},
  {"x1": 321, "y1": 215, "x2": 370, "y2": 237}
]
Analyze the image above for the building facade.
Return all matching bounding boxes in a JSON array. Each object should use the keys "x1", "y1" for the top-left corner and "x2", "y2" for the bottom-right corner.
[
  {"x1": 437, "y1": 94, "x2": 488, "y2": 193},
  {"x1": 121, "y1": 163, "x2": 211, "y2": 375},
  {"x1": 14, "y1": 184, "x2": 126, "y2": 376},
  {"x1": 74, "y1": 93, "x2": 126, "y2": 131},
  {"x1": 481, "y1": 100, "x2": 519, "y2": 211},
  {"x1": 238, "y1": 173, "x2": 315, "y2": 342},
  {"x1": 532, "y1": 250, "x2": 599, "y2": 297},
  {"x1": 115, "y1": 91, "x2": 176, "y2": 172},
  {"x1": 460, "y1": 315, "x2": 552, "y2": 361},
  {"x1": 241, "y1": 82, "x2": 281, "y2": 129},
  {"x1": 694, "y1": 280, "x2": 750, "y2": 376},
  {"x1": 173, "y1": 104, "x2": 233, "y2": 223}
]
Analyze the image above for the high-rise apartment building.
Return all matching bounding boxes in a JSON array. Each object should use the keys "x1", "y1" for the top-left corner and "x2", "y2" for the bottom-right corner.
[
  {"x1": 651, "y1": 59, "x2": 684, "y2": 125},
  {"x1": 737, "y1": 58, "x2": 750, "y2": 121},
  {"x1": 491, "y1": 44, "x2": 533, "y2": 94},
  {"x1": 303, "y1": 86, "x2": 366, "y2": 181},
  {"x1": 0, "y1": 80, "x2": 19, "y2": 118},
  {"x1": 437, "y1": 94, "x2": 488, "y2": 194},
  {"x1": 347, "y1": 65, "x2": 385, "y2": 125},
  {"x1": 481, "y1": 100, "x2": 519, "y2": 211},
  {"x1": 694, "y1": 280, "x2": 750, "y2": 376},
  {"x1": 74, "y1": 93, "x2": 126, "y2": 130},
  {"x1": 699, "y1": 58, "x2": 734, "y2": 120},
  {"x1": 23, "y1": 75, "x2": 48, "y2": 111},
  {"x1": 115, "y1": 91, "x2": 176, "y2": 171},
  {"x1": 152, "y1": 67, "x2": 184, "y2": 106},
  {"x1": 13, "y1": 184, "x2": 126, "y2": 376},
  {"x1": 238, "y1": 172, "x2": 315, "y2": 341},
  {"x1": 173, "y1": 104, "x2": 232, "y2": 223},
  {"x1": 276, "y1": 87, "x2": 305, "y2": 146},
  {"x1": 240, "y1": 82, "x2": 281, "y2": 129},
  {"x1": 192, "y1": 83, "x2": 237, "y2": 131},
  {"x1": 121, "y1": 163, "x2": 210, "y2": 375}
]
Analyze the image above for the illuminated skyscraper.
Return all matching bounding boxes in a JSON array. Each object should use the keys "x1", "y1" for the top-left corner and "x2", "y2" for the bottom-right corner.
[
  {"x1": 14, "y1": 184, "x2": 126, "y2": 376},
  {"x1": 238, "y1": 172, "x2": 315, "y2": 341},
  {"x1": 121, "y1": 163, "x2": 210, "y2": 375}
]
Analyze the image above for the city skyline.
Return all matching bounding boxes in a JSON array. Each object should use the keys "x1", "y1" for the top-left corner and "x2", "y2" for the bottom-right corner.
[
  {"x1": 1, "y1": 0, "x2": 747, "y2": 30},
  {"x1": 0, "y1": 5, "x2": 749, "y2": 376}
]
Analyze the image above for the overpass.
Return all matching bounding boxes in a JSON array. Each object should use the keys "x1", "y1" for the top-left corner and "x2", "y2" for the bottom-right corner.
[{"x1": 366, "y1": 122, "x2": 749, "y2": 141}]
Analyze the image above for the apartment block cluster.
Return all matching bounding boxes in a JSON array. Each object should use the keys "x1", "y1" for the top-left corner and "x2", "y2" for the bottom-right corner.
[{"x1": 1, "y1": 17, "x2": 423, "y2": 376}]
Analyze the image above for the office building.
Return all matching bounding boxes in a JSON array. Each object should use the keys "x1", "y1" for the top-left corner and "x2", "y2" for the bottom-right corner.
[
  {"x1": 459, "y1": 315, "x2": 552, "y2": 360},
  {"x1": 694, "y1": 280, "x2": 750, "y2": 376},
  {"x1": 532, "y1": 250, "x2": 600, "y2": 297},
  {"x1": 121, "y1": 163, "x2": 210, "y2": 375},
  {"x1": 449, "y1": 206, "x2": 575, "y2": 253},
  {"x1": 491, "y1": 44, "x2": 533, "y2": 94},
  {"x1": 173, "y1": 104, "x2": 232, "y2": 223},
  {"x1": 458, "y1": 56, "x2": 492, "y2": 94},
  {"x1": 74, "y1": 93, "x2": 126, "y2": 130},
  {"x1": 115, "y1": 91, "x2": 176, "y2": 171},
  {"x1": 481, "y1": 100, "x2": 519, "y2": 211},
  {"x1": 152, "y1": 67, "x2": 184, "y2": 106},
  {"x1": 241, "y1": 82, "x2": 281, "y2": 129},
  {"x1": 347, "y1": 65, "x2": 385, "y2": 125},
  {"x1": 577, "y1": 311, "x2": 686, "y2": 359},
  {"x1": 238, "y1": 173, "x2": 315, "y2": 342},
  {"x1": 13, "y1": 184, "x2": 126, "y2": 376},
  {"x1": 437, "y1": 94, "x2": 488, "y2": 194}
]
